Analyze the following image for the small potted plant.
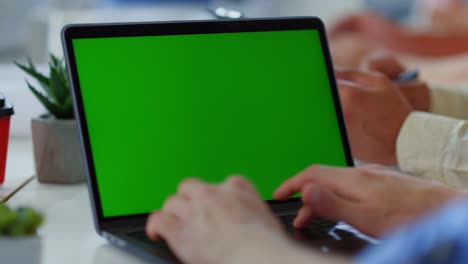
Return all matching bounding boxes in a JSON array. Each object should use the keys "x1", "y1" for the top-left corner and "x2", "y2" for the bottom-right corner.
[
  {"x1": 15, "y1": 55, "x2": 85, "y2": 184},
  {"x1": 0, "y1": 204, "x2": 44, "y2": 264}
]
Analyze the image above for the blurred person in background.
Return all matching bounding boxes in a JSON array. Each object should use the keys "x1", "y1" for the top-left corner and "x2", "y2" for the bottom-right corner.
[
  {"x1": 329, "y1": 0, "x2": 468, "y2": 74},
  {"x1": 427, "y1": 0, "x2": 468, "y2": 34},
  {"x1": 363, "y1": 0, "x2": 417, "y2": 23},
  {"x1": 329, "y1": 13, "x2": 468, "y2": 67},
  {"x1": 336, "y1": 54, "x2": 468, "y2": 188}
]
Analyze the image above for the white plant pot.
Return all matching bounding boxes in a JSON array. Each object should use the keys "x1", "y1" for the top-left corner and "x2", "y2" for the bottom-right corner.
[
  {"x1": 0, "y1": 236, "x2": 42, "y2": 264},
  {"x1": 31, "y1": 115, "x2": 85, "y2": 184}
]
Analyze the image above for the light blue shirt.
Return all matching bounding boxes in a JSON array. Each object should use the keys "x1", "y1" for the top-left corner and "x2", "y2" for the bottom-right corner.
[
  {"x1": 364, "y1": 0, "x2": 416, "y2": 23},
  {"x1": 355, "y1": 199, "x2": 468, "y2": 264}
]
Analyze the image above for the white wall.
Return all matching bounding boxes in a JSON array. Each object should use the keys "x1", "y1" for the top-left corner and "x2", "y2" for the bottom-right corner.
[
  {"x1": 1, "y1": 0, "x2": 364, "y2": 138},
  {"x1": 0, "y1": 65, "x2": 46, "y2": 138},
  {"x1": 215, "y1": 0, "x2": 363, "y2": 20},
  {"x1": 270, "y1": 0, "x2": 363, "y2": 22}
]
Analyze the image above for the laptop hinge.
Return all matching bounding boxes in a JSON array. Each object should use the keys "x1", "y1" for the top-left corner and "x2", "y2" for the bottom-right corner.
[
  {"x1": 270, "y1": 202, "x2": 301, "y2": 215},
  {"x1": 99, "y1": 202, "x2": 301, "y2": 232},
  {"x1": 101, "y1": 217, "x2": 147, "y2": 233}
]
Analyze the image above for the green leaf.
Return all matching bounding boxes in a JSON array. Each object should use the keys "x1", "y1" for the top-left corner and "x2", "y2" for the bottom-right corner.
[
  {"x1": 49, "y1": 63, "x2": 68, "y2": 104},
  {"x1": 55, "y1": 95, "x2": 74, "y2": 119},
  {"x1": 0, "y1": 206, "x2": 15, "y2": 235},
  {"x1": 61, "y1": 95, "x2": 73, "y2": 111},
  {"x1": 57, "y1": 64, "x2": 71, "y2": 99},
  {"x1": 27, "y1": 81, "x2": 60, "y2": 116},
  {"x1": 0, "y1": 206, "x2": 43, "y2": 237},
  {"x1": 16, "y1": 207, "x2": 44, "y2": 236},
  {"x1": 14, "y1": 60, "x2": 52, "y2": 97},
  {"x1": 50, "y1": 54, "x2": 62, "y2": 68},
  {"x1": 16, "y1": 54, "x2": 74, "y2": 119},
  {"x1": 54, "y1": 56, "x2": 69, "y2": 87}
]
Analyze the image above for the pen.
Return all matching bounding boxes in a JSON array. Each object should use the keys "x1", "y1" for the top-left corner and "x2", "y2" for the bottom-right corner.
[{"x1": 396, "y1": 70, "x2": 419, "y2": 83}]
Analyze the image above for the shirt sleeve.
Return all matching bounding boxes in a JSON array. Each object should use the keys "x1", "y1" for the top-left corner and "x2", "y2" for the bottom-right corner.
[
  {"x1": 429, "y1": 84, "x2": 468, "y2": 120},
  {"x1": 354, "y1": 199, "x2": 468, "y2": 264},
  {"x1": 397, "y1": 112, "x2": 468, "y2": 188}
]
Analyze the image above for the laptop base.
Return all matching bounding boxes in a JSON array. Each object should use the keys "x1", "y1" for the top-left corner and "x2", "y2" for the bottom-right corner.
[{"x1": 105, "y1": 215, "x2": 372, "y2": 264}]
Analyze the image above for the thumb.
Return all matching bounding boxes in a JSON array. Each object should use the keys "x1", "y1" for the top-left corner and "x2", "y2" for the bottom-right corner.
[
  {"x1": 146, "y1": 212, "x2": 181, "y2": 243},
  {"x1": 363, "y1": 52, "x2": 405, "y2": 80},
  {"x1": 303, "y1": 183, "x2": 360, "y2": 223}
]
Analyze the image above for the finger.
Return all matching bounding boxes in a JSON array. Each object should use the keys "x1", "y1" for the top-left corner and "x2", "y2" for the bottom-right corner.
[
  {"x1": 302, "y1": 183, "x2": 359, "y2": 224},
  {"x1": 293, "y1": 205, "x2": 315, "y2": 229},
  {"x1": 224, "y1": 175, "x2": 256, "y2": 193},
  {"x1": 364, "y1": 53, "x2": 405, "y2": 79},
  {"x1": 336, "y1": 80, "x2": 368, "y2": 120},
  {"x1": 273, "y1": 165, "x2": 356, "y2": 201},
  {"x1": 162, "y1": 195, "x2": 190, "y2": 218},
  {"x1": 146, "y1": 212, "x2": 181, "y2": 241},
  {"x1": 274, "y1": 165, "x2": 322, "y2": 200},
  {"x1": 328, "y1": 16, "x2": 361, "y2": 37},
  {"x1": 178, "y1": 178, "x2": 207, "y2": 198},
  {"x1": 223, "y1": 176, "x2": 267, "y2": 208},
  {"x1": 293, "y1": 183, "x2": 321, "y2": 228},
  {"x1": 335, "y1": 68, "x2": 389, "y2": 88},
  {"x1": 337, "y1": 79, "x2": 366, "y2": 103}
]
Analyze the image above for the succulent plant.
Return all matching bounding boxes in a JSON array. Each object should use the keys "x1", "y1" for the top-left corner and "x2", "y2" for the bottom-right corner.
[
  {"x1": 15, "y1": 55, "x2": 73, "y2": 119},
  {"x1": 0, "y1": 204, "x2": 44, "y2": 237}
]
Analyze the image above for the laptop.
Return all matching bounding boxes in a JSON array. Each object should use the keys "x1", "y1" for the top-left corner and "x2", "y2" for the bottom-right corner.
[{"x1": 62, "y1": 17, "x2": 372, "y2": 263}]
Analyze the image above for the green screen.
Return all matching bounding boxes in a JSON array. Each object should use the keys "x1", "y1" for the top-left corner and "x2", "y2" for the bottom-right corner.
[{"x1": 72, "y1": 29, "x2": 348, "y2": 218}]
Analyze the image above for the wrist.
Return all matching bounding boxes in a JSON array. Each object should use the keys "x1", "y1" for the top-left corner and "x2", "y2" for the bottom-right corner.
[
  {"x1": 454, "y1": 188, "x2": 468, "y2": 199},
  {"x1": 384, "y1": 98, "x2": 412, "y2": 165},
  {"x1": 426, "y1": 184, "x2": 466, "y2": 210},
  {"x1": 399, "y1": 84, "x2": 431, "y2": 112}
]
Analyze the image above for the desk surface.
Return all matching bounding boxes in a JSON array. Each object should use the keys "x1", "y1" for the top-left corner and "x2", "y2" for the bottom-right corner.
[{"x1": 6, "y1": 138, "x2": 148, "y2": 264}]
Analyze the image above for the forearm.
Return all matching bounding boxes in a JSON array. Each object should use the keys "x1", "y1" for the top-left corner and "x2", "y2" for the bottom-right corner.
[
  {"x1": 267, "y1": 242, "x2": 347, "y2": 264},
  {"x1": 389, "y1": 31, "x2": 468, "y2": 57},
  {"x1": 397, "y1": 112, "x2": 468, "y2": 187},
  {"x1": 229, "y1": 232, "x2": 348, "y2": 264}
]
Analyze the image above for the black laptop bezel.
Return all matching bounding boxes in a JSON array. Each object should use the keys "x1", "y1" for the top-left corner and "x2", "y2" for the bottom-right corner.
[{"x1": 62, "y1": 17, "x2": 354, "y2": 231}]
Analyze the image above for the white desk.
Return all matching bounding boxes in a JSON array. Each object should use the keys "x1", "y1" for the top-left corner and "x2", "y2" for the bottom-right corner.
[{"x1": 6, "y1": 138, "x2": 148, "y2": 264}]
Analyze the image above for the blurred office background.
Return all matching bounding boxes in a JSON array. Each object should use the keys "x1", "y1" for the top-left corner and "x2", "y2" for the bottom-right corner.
[
  {"x1": 0, "y1": 0, "x2": 370, "y2": 63},
  {"x1": 0, "y1": 0, "x2": 432, "y2": 137}
]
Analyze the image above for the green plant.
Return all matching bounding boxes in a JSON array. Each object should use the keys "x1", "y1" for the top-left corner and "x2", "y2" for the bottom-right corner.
[
  {"x1": 15, "y1": 55, "x2": 73, "y2": 119},
  {"x1": 0, "y1": 204, "x2": 44, "y2": 237}
]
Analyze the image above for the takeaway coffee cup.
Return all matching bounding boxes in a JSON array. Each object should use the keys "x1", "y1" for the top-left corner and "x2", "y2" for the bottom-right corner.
[{"x1": 0, "y1": 93, "x2": 14, "y2": 184}]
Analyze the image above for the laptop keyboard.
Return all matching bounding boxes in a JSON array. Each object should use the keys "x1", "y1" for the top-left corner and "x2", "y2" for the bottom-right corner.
[
  {"x1": 127, "y1": 214, "x2": 351, "y2": 245},
  {"x1": 279, "y1": 214, "x2": 353, "y2": 240},
  {"x1": 129, "y1": 230, "x2": 171, "y2": 247},
  {"x1": 122, "y1": 214, "x2": 365, "y2": 261}
]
